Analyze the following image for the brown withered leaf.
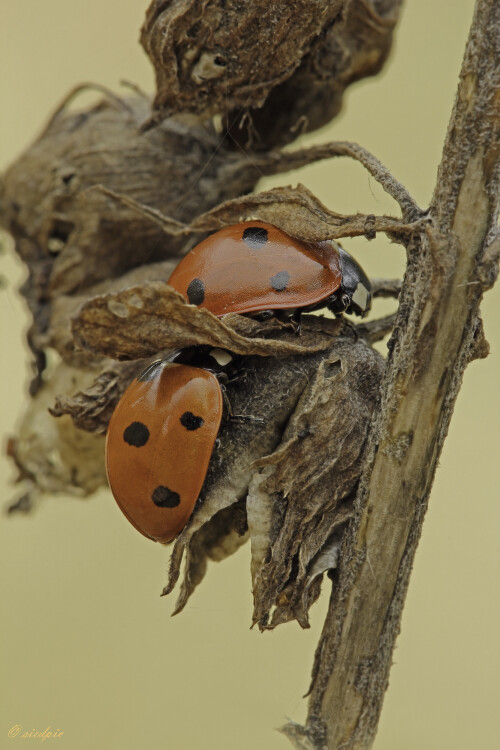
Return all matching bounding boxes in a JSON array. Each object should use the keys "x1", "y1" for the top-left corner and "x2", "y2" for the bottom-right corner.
[
  {"x1": 95, "y1": 181, "x2": 414, "y2": 247},
  {"x1": 46, "y1": 260, "x2": 179, "y2": 365},
  {"x1": 56, "y1": 313, "x2": 389, "y2": 436},
  {"x1": 72, "y1": 281, "x2": 344, "y2": 361},
  {"x1": 50, "y1": 359, "x2": 150, "y2": 434}
]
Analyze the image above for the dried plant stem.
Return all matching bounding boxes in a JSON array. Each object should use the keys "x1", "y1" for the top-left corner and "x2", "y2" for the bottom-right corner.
[
  {"x1": 259, "y1": 141, "x2": 422, "y2": 221},
  {"x1": 282, "y1": 1, "x2": 500, "y2": 748}
]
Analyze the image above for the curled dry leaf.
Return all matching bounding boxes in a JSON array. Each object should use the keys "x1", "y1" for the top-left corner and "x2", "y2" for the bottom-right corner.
[
  {"x1": 72, "y1": 281, "x2": 345, "y2": 361},
  {"x1": 47, "y1": 260, "x2": 179, "y2": 366},
  {"x1": 50, "y1": 359, "x2": 150, "y2": 434},
  {"x1": 96, "y1": 180, "x2": 415, "y2": 247},
  {"x1": 53, "y1": 312, "x2": 389, "y2": 436},
  {"x1": 162, "y1": 337, "x2": 384, "y2": 629}
]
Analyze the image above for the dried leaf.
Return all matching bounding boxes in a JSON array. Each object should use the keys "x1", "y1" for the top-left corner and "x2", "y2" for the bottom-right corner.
[
  {"x1": 72, "y1": 281, "x2": 344, "y2": 361},
  {"x1": 46, "y1": 261, "x2": 179, "y2": 365},
  {"x1": 96, "y1": 182, "x2": 413, "y2": 246}
]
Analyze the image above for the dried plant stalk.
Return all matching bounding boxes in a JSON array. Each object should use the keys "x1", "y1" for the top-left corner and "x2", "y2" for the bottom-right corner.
[{"x1": 282, "y1": 1, "x2": 500, "y2": 747}]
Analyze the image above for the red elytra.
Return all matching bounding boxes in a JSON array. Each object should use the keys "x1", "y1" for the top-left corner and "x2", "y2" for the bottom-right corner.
[
  {"x1": 167, "y1": 221, "x2": 372, "y2": 318},
  {"x1": 105, "y1": 360, "x2": 222, "y2": 543}
]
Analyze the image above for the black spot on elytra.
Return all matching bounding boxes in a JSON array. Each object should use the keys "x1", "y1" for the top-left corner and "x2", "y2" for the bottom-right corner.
[
  {"x1": 242, "y1": 226, "x2": 268, "y2": 248},
  {"x1": 270, "y1": 270, "x2": 290, "y2": 292},
  {"x1": 123, "y1": 421, "x2": 150, "y2": 447},
  {"x1": 187, "y1": 278, "x2": 205, "y2": 305},
  {"x1": 151, "y1": 485, "x2": 181, "y2": 508},
  {"x1": 180, "y1": 411, "x2": 204, "y2": 430}
]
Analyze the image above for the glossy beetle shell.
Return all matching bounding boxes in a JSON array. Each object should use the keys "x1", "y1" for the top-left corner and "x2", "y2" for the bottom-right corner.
[
  {"x1": 105, "y1": 361, "x2": 223, "y2": 543},
  {"x1": 167, "y1": 221, "x2": 371, "y2": 317}
]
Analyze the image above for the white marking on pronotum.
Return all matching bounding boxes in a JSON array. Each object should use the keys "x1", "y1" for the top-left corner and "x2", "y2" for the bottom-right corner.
[{"x1": 352, "y1": 283, "x2": 370, "y2": 311}]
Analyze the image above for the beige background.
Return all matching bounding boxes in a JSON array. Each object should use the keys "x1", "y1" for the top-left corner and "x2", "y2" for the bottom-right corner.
[{"x1": 1, "y1": 1, "x2": 499, "y2": 748}]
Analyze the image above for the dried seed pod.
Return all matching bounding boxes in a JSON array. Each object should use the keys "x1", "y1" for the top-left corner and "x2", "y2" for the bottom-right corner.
[
  {"x1": 162, "y1": 337, "x2": 384, "y2": 628},
  {"x1": 140, "y1": 0, "x2": 402, "y2": 147},
  {"x1": 141, "y1": 0, "x2": 344, "y2": 121},
  {"x1": 225, "y1": 0, "x2": 403, "y2": 149},
  {"x1": 248, "y1": 340, "x2": 384, "y2": 629}
]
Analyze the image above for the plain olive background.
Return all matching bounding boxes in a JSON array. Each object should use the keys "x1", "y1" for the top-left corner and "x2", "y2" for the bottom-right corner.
[{"x1": 1, "y1": 2, "x2": 499, "y2": 749}]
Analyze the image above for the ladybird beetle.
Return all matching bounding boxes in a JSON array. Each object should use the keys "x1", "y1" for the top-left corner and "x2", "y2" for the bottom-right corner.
[
  {"x1": 105, "y1": 356, "x2": 224, "y2": 543},
  {"x1": 167, "y1": 221, "x2": 372, "y2": 320}
]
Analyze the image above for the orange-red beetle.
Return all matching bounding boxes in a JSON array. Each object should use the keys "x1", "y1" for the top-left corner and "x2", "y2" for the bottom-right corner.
[
  {"x1": 167, "y1": 221, "x2": 371, "y2": 319},
  {"x1": 105, "y1": 359, "x2": 223, "y2": 543}
]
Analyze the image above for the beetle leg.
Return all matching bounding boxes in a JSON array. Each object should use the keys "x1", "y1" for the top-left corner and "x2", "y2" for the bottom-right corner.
[
  {"x1": 271, "y1": 308, "x2": 302, "y2": 334},
  {"x1": 289, "y1": 309, "x2": 302, "y2": 334}
]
